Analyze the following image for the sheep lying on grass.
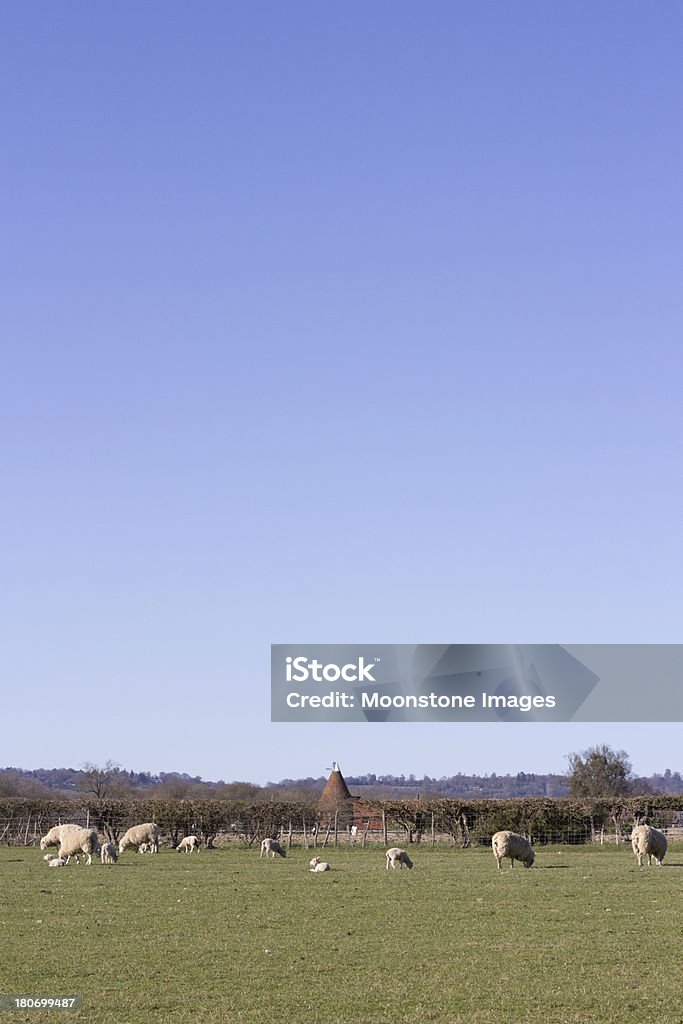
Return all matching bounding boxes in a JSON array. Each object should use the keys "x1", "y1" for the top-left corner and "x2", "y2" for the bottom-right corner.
[
  {"x1": 100, "y1": 842, "x2": 118, "y2": 865},
  {"x1": 40, "y1": 825, "x2": 99, "y2": 866},
  {"x1": 309, "y1": 856, "x2": 331, "y2": 872},
  {"x1": 631, "y1": 824, "x2": 667, "y2": 867},
  {"x1": 385, "y1": 847, "x2": 413, "y2": 870},
  {"x1": 492, "y1": 830, "x2": 535, "y2": 870},
  {"x1": 260, "y1": 838, "x2": 286, "y2": 859},
  {"x1": 47, "y1": 856, "x2": 68, "y2": 868},
  {"x1": 176, "y1": 835, "x2": 200, "y2": 853},
  {"x1": 119, "y1": 823, "x2": 160, "y2": 855}
]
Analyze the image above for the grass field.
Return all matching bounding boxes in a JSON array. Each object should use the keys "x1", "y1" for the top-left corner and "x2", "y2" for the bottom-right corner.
[{"x1": 2, "y1": 843, "x2": 682, "y2": 1024}]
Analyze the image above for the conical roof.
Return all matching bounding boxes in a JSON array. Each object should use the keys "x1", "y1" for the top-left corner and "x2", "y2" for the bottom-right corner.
[{"x1": 319, "y1": 762, "x2": 353, "y2": 814}]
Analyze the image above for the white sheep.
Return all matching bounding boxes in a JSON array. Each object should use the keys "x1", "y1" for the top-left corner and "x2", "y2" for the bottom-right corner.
[
  {"x1": 260, "y1": 838, "x2": 286, "y2": 859},
  {"x1": 385, "y1": 847, "x2": 413, "y2": 870},
  {"x1": 61, "y1": 826, "x2": 100, "y2": 866},
  {"x1": 176, "y1": 835, "x2": 200, "y2": 853},
  {"x1": 40, "y1": 824, "x2": 99, "y2": 865},
  {"x1": 40, "y1": 824, "x2": 80, "y2": 851},
  {"x1": 100, "y1": 841, "x2": 118, "y2": 865},
  {"x1": 118, "y1": 823, "x2": 160, "y2": 855},
  {"x1": 631, "y1": 824, "x2": 667, "y2": 867},
  {"x1": 492, "y1": 830, "x2": 535, "y2": 869},
  {"x1": 309, "y1": 856, "x2": 331, "y2": 872},
  {"x1": 44, "y1": 850, "x2": 72, "y2": 865}
]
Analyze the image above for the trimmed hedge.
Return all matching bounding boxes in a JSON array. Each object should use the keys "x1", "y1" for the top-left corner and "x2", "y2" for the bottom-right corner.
[{"x1": 1, "y1": 795, "x2": 681, "y2": 846}]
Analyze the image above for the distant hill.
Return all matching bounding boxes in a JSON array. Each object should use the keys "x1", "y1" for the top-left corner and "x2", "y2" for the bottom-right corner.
[{"x1": 2, "y1": 765, "x2": 682, "y2": 800}]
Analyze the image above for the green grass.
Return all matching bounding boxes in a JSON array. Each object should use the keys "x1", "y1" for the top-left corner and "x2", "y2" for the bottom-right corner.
[{"x1": 2, "y1": 843, "x2": 682, "y2": 1024}]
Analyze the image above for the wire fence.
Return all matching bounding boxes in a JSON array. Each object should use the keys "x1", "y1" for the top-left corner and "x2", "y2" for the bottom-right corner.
[{"x1": 3, "y1": 812, "x2": 682, "y2": 851}]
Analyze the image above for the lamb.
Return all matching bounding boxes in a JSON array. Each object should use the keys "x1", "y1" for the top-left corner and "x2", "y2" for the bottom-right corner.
[
  {"x1": 260, "y1": 838, "x2": 286, "y2": 859},
  {"x1": 176, "y1": 835, "x2": 200, "y2": 853},
  {"x1": 44, "y1": 851, "x2": 69, "y2": 866},
  {"x1": 631, "y1": 824, "x2": 667, "y2": 867},
  {"x1": 40, "y1": 824, "x2": 99, "y2": 865},
  {"x1": 138, "y1": 843, "x2": 150, "y2": 854},
  {"x1": 385, "y1": 847, "x2": 413, "y2": 870},
  {"x1": 492, "y1": 830, "x2": 535, "y2": 869},
  {"x1": 118, "y1": 823, "x2": 160, "y2": 854},
  {"x1": 100, "y1": 841, "x2": 118, "y2": 865},
  {"x1": 309, "y1": 856, "x2": 331, "y2": 872}
]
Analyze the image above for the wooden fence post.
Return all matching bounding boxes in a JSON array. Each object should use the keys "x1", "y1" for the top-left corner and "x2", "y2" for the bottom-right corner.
[
  {"x1": 334, "y1": 810, "x2": 338, "y2": 846},
  {"x1": 461, "y1": 813, "x2": 471, "y2": 849},
  {"x1": 382, "y1": 810, "x2": 387, "y2": 845},
  {"x1": 431, "y1": 812, "x2": 435, "y2": 846}
]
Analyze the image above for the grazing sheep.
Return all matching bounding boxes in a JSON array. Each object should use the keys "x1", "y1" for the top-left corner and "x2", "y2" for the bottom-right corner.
[
  {"x1": 47, "y1": 856, "x2": 68, "y2": 868},
  {"x1": 118, "y1": 823, "x2": 160, "y2": 855},
  {"x1": 40, "y1": 824, "x2": 80, "y2": 851},
  {"x1": 260, "y1": 838, "x2": 286, "y2": 859},
  {"x1": 385, "y1": 847, "x2": 413, "y2": 870},
  {"x1": 309, "y1": 857, "x2": 331, "y2": 872},
  {"x1": 176, "y1": 835, "x2": 200, "y2": 853},
  {"x1": 492, "y1": 830, "x2": 535, "y2": 870},
  {"x1": 100, "y1": 841, "x2": 118, "y2": 865},
  {"x1": 58, "y1": 826, "x2": 100, "y2": 866},
  {"x1": 631, "y1": 824, "x2": 667, "y2": 867},
  {"x1": 40, "y1": 824, "x2": 98, "y2": 865}
]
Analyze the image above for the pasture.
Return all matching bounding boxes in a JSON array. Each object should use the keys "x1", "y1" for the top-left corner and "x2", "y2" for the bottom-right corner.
[{"x1": 1, "y1": 843, "x2": 682, "y2": 1024}]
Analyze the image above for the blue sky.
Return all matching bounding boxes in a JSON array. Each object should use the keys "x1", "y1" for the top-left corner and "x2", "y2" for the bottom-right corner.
[{"x1": 2, "y1": 2, "x2": 682, "y2": 784}]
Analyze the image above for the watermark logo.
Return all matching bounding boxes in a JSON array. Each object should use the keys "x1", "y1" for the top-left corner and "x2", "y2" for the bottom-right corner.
[{"x1": 285, "y1": 656, "x2": 378, "y2": 683}]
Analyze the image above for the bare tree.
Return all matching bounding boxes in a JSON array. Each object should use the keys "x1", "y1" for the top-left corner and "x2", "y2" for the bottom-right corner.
[{"x1": 78, "y1": 760, "x2": 124, "y2": 800}]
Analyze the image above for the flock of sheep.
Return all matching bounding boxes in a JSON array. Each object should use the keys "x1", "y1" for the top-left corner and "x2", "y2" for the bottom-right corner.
[
  {"x1": 490, "y1": 826, "x2": 668, "y2": 870},
  {"x1": 37, "y1": 822, "x2": 669, "y2": 871},
  {"x1": 260, "y1": 837, "x2": 411, "y2": 871},
  {"x1": 260, "y1": 826, "x2": 669, "y2": 872},
  {"x1": 39, "y1": 822, "x2": 192, "y2": 866}
]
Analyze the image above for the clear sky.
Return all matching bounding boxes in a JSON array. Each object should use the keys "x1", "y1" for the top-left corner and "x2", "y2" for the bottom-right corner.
[{"x1": 2, "y1": 2, "x2": 682, "y2": 785}]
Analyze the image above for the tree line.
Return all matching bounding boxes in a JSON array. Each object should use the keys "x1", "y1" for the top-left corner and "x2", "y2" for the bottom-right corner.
[{"x1": 2, "y1": 747, "x2": 681, "y2": 801}]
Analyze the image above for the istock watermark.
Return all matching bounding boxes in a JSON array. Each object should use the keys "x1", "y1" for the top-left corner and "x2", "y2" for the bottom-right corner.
[
  {"x1": 285, "y1": 656, "x2": 378, "y2": 683},
  {"x1": 271, "y1": 644, "x2": 683, "y2": 723}
]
